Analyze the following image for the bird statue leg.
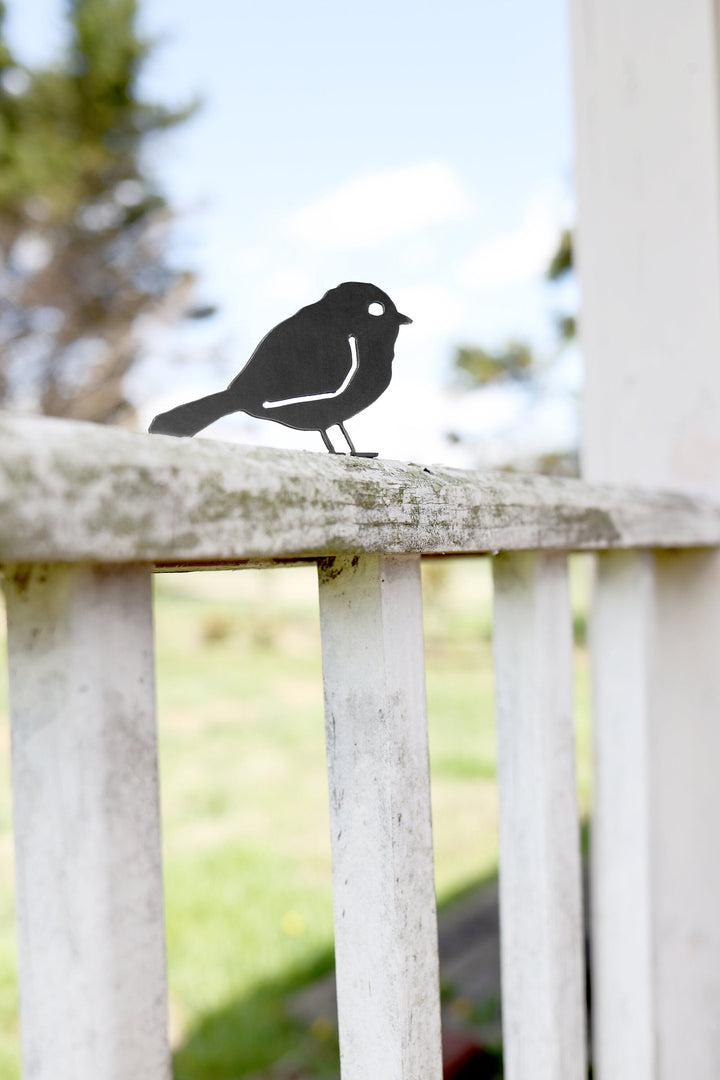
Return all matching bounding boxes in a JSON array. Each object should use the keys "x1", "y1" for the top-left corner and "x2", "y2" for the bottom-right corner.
[
  {"x1": 339, "y1": 422, "x2": 378, "y2": 459},
  {"x1": 320, "y1": 430, "x2": 343, "y2": 454}
]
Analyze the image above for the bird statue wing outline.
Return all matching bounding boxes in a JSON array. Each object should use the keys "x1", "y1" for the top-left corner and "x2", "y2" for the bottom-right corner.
[
  {"x1": 263, "y1": 335, "x2": 358, "y2": 408},
  {"x1": 228, "y1": 309, "x2": 355, "y2": 406}
]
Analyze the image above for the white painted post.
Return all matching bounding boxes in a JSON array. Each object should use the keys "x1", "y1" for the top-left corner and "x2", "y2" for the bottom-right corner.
[
  {"x1": 3, "y1": 563, "x2": 170, "y2": 1080},
  {"x1": 317, "y1": 554, "x2": 442, "y2": 1080},
  {"x1": 591, "y1": 550, "x2": 655, "y2": 1080},
  {"x1": 571, "y1": 1, "x2": 720, "y2": 1075},
  {"x1": 492, "y1": 551, "x2": 587, "y2": 1080},
  {"x1": 589, "y1": 547, "x2": 720, "y2": 1080}
]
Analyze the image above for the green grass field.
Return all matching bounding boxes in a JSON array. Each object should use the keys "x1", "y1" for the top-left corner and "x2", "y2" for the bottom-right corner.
[{"x1": 0, "y1": 557, "x2": 591, "y2": 1079}]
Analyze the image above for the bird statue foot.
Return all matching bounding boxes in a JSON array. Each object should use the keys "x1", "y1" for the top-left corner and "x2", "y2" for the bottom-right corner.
[{"x1": 336, "y1": 424, "x2": 378, "y2": 459}]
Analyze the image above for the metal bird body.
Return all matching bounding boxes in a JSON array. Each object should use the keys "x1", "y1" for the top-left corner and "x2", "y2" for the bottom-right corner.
[{"x1": 149, "y1": 282, "x2": 411, "y2": 456}]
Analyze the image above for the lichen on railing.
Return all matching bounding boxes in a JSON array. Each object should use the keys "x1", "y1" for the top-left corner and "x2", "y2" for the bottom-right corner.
[{"x1": 1, "y1": 414, "x2": 719, "y2": 567}]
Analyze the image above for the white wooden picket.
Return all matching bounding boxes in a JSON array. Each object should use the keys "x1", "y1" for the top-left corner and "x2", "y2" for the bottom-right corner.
[
  {"x1": 591, "y1": 551, "x2": 656, "y2": 1080},
  {"x1": 318, "y1": 554, "x2": 442, "y2": 1080},
  {"x1": 492, "y1": 552, "x2": 587, "y2": 1080},
  {"x1": 3, "y1": 563, "x2": 169, "y2": 1080}
]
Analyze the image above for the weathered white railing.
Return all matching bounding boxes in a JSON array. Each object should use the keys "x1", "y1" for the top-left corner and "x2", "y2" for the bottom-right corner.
[{"x1": 3, "y1": 414, "x2": 720, "y2": 1080}]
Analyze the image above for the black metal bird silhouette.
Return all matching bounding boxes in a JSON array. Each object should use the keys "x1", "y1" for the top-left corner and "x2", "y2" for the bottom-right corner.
[{"x1": 149, "y1": 282, "x2": 412, "y2": 457}]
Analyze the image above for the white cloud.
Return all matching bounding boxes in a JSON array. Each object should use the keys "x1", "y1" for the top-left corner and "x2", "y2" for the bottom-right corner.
[
  {"x1": 459, "y1": 194, "x2": 559, "y2": 290},
  {"x1": 286, "y1": 162, "x2": 473, "y2": 251}
]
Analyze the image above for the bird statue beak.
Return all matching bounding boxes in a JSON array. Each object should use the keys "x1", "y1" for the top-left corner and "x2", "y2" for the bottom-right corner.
[{"x1": 398, "y1": 313, "x2": 413, "y2": 325}]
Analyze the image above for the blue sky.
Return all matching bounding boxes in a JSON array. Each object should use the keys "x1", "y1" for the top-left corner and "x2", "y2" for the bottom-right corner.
[{"x1": 6, "y1": 0, "x2": 578, "y2": 463}]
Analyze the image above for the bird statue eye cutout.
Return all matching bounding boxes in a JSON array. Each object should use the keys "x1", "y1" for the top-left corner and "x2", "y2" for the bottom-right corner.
[{"x1": 149, "y1": 282, "x2": 412, "y2": 458}]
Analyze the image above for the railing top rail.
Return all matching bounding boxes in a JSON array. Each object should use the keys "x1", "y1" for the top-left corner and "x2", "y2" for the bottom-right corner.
[{"x1": 1, "y1": 414, "x2": 719, "y2": 567}]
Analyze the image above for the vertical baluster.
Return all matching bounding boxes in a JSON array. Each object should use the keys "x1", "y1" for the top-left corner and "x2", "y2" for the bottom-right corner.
[
  {"x1": 591, "y1": 550, "x2": 655, "y2": 1079},
  {"x1": 3, "y1": 563, "x2": 169, "y2": 1080},
  {"x1": 592, "y1": 548, "x2": 720, "y2": 1080},
  {"x1": 318, "y1": 554, "x2": 442, "y2": 1080},
  {"x1": 492, "y1": 551, "x2": 587, "y2": 1080}
]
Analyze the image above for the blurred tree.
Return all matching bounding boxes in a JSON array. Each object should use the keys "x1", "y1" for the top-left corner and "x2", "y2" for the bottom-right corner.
[
  {"x1": 454, "y1": 340, "x2": 534, "y2": 389},
  {"x1": 547, "y1": 226, "x2": 573, "y2": 281},
  {"x1": 452, "y1": 228, "x2": 576, "y2": 392},
  {"x1": 0, "y1": 0, "x2": 205, "y2": 424},
  {"x1": 448, "y1": 228, "x2": 578, "y2": 474},
  {"x1": 546, "y1": 227, "x2": 575, "y2": 343}
]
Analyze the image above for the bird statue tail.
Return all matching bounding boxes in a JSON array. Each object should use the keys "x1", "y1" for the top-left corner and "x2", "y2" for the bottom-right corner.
[{"x1": 149, "y1": 390, "x2": 235, "y2": 437}]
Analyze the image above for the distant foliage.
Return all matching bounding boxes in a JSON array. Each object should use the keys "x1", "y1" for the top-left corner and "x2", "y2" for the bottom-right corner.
[
  {"x1": 449, "y1": 228, "x2": 578, "y2": 473},
  {"x1": 452, "y1": 229, "x2": 576, "y2": 392},
  {"x1": 0, "y1": 0, "x2": 203, "y2": 424},
  {"x1": 454, "y1": 340, "x2": 534, "y2": 389},
  {"x1": 546, "y1": 226, "x2": 573, "y2": 283},
  {"x1": 547, "y1": 227, "x2": 576, "y2": 343}
]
